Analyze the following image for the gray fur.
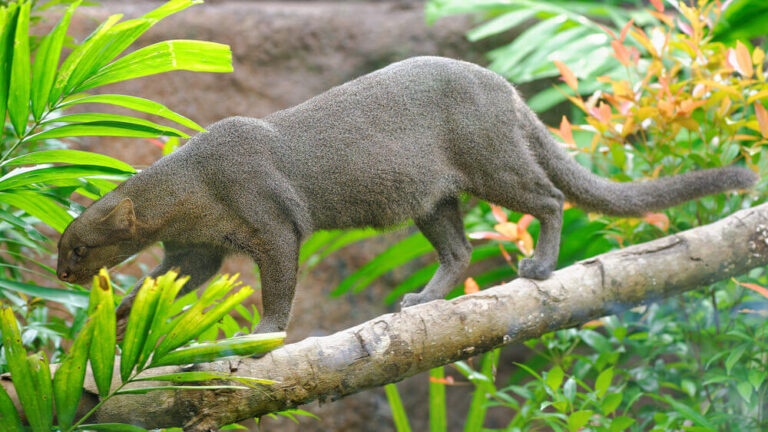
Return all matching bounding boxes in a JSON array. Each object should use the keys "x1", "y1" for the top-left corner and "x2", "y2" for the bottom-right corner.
[{"x1": 56, "y1": 56, "x2": 757, "y2": 332}]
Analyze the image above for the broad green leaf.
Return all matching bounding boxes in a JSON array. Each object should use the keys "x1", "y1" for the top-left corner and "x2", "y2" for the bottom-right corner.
[
  {"x1": 24, "y1": 120, "x2": 185, "y2": 142},
  {"x1": 54, "y1": 319, "x2": 93, "y2": 428},
  {"x1": 332, "y1": 233, "x2": 433, "y2": 296},
  {"x1": 41, "y1": 112, "x2": 189, "y2": 138},
  {"x1": 116, "y1": 385, "x2": 249, "y2": 395},
  {"x1": 49, "y1": 13, "x2": 123, "y2": 104},
  {"x1": 27, "y1": 352, "x2": 53, "y2": 431},
  {"x1": 0, "y1": 307, "x2": 45, "y2": 432},
  {"x1": 546, "y1": 366, "x2": 564, "y2": 392},
  {"x1": 609, "y1": 415, "x2": 635, "y2": 432},
  {"x1": 58, "y1": 94, "x2": 204, "y2": 132},
  {"x1": 601, "y1": 393, "x2": 622, "y2": 416},
  {"x1": 153, "y1": 278, "x2": 253, "y2": 359},
  {"x1": 136, "y1": 272, "x2": 188, "y2": 370},
  {"x1": 131, "y1": 371, "x2": 274, "y2": 385},
  {"x1": 659, "y1": 395, "x2": 716, "y2": 429},
  {"x1": 31, "y1": 1, "x2": 79, "y2": 120},
  {"x1": 0, "y1": 165, "x2": 132, "y2": 191},
  {"x1": 467, "y1": 9, "x2": 536, "y2": 41},
  {"x1": 595, "y1": 367, "x2": 613, "y2": 397},
  {"x1": 0, "y1": 384, "x2": 23, "y2": 432},
  {"x1": 737, "y1": 381, "x2": 753, "y2": 403},
  {"x1": 0, "y1": 4, "x2": 19, "y2": 133},
  {"x1": 0, "y1": 278, "x2": 88, "y2": 308},
  {"x1": 143, "y1": 0, "x2": 203, "y2": 22},
  {"x1": 8, "y1": 0, "x2": 30, "y2": 137},
  {"x1": 2, "y1": 149, "x2": 135, "y2": 172},
  {"x1": 711, "y1": 0, "x2": 768, "y2": 42},
  {"x1": 429, "y1": 368, "x2": 447, "y2": 432},
  {"x1": 464, "y1": 350, "x2": 498, "y2": 432},
  {"x1": 725, "y1": 345, "x2": 747, "y2": 374},
  {"x1": 0, "y1": 190, "x2": 73, "y2": 232},
  {"x1": 77, "y1": 40, "x2": 233, "y2": 92},
  {"x1": 567, "y1": 410, "x2": 593, "y2": 432},
  {"x1": 120, "y1": 277, "x2": 162, "y2": 382},
  {"x1": 151, "y1": 331, "x2": 280, "y2": 369},
  {"x1": 385, "y1": 384, "x2": 412, "y2": 432},
  {"x1": 75, "y1": 424, "x2": 149, "y2": 432},
  {"x1": 88, "y1": 269, "x2": 116, "y2": 398}
]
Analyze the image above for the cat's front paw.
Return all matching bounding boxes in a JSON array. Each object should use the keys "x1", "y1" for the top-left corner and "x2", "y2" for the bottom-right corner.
[{"x1": 518, "y1": 258, "x2": 553, "y2": 280}]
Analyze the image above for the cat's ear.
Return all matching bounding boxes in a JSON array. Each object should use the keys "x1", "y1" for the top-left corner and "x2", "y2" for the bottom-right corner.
[{"x1": 100, "y1": 198, "x2": 136, "y2": 235}]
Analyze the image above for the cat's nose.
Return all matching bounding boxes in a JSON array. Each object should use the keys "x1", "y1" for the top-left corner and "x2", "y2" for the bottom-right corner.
[{"x1": 58, "y1": 270, "x2": 71, "y2": 281}]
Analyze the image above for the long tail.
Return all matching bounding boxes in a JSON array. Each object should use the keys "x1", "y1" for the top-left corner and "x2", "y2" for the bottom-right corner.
[{"x1": 520, "y1": 108, "x2": 758, "y2": 217}]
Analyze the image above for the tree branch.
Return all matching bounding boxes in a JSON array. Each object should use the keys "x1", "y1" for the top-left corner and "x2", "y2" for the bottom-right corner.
[{"x1": 6, "y1": 203, "x2": 768, "y2": 430}]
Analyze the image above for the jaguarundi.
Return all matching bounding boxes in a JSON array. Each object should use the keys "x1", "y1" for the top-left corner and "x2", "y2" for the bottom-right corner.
[{"x1": 56, "y1": 56, "x2": 757, "y2": 333}]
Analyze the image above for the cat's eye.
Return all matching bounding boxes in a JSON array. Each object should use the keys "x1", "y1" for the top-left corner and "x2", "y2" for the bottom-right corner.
[{"x1": 73, "y1": 246, "x2": 87, "y2": 257}]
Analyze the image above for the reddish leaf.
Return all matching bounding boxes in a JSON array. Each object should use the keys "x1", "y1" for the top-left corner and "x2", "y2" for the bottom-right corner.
[
  {"x1": 729, "y1": 42, "x2": 754, "y2": 78},
  {"x1": 491, "y1": 204, "x2": 507, "y2": 224},
  {"x1": 619, "y1": 18, "x2": 634, "y2": 42},
  {"x1": 554, "y1": 60, "x2": 578, "y2": 91},
  {"x1": 649, "y1": 0, "x2": 664, "y2": 13},
  {"x1": 517, "y1": 214, "x2": 534, "y2": 237},
  {"x1": 676, "y1": 18, "x2": 693, "y2": 36},
  {"x1": 643, "y1": 212, "x2": 669, "y2": 231},
  {"x1": 733, "y1": 278, "x2": 768, "y2": 299},
  {"x1": 559, "y1": 116, "x2": 576, "y2": 147},
  {"x1": 468, "y1": 231, "x2": 509, "y2": 241},
  {"x1": 754, "y1": 102, "x2": 768, "y2": 138},
  {"x1": 611, "y1": 40, "x2": 632, "y2": 66},
  {"x1": 581, "y1": 319, "x2": 604, "y2": 328},
  {"x1": 498, "y1": 243, "x2": 513, "y2": 265},
  {"x1": 146, "y1": 138, "x2": 164, "y2": 149},
  {"x1": 429, "y1": 375, "x2": 455, "y2": 385},
  {"x1": 598, "y1": 23, "x2": 618, "y2": 40},
  {"x1": 464, "y1": 277, "x2": 480, "y2": 295}
]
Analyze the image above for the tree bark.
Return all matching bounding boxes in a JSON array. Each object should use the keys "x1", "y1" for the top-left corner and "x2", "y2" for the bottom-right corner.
[{"x1": 5, "y1": 203, "x2": 768, "y2": 430}]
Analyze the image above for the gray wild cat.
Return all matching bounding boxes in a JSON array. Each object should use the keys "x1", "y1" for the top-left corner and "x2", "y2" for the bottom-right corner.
[{"x1": 56, "y1": 56, "x2": 757, "y2": 333}]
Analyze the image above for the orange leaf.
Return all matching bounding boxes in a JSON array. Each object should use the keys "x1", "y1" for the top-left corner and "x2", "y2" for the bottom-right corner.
[
  {"x1": 733, "y1": 278, "x2": 768, "y2": 299},
  {"x1": 494, "y1": 222, "x2": 519, "y2": 241},
  {"x1": 517, "y1": 231, "x2": 534, "y2": 257},
  {"x1": 581, "y1": 319, "x2": 604, "y2": 328},
  {"x1": 643, "y1": 212, "x2": 669, "y2": 231},
  {"x1": 517, "y1": 214, "x2": 534, "y2": 236},
  {"x1": 559, "y1": 116, "x2": 575, "y2": 147},
  {"x1": 464, "y1": 277, "x2": 480, "y2": 295},
  {"x1": 146, "y1": 138, "x2": 164, "y2": 149},
  {"x1": 649, "y1": 0, "x2": 664, "y2": 13},
  {"x1": 611, "y1": 40, "x2": 631, "y2": 66},
  {"x1": 554, "y1": 60, "x2": 578, "y2": 91},
  {"x1": 649, "y1": 10, "x2": 674, "y2": 27},
  {"x1": 619, "y1": 18, "x2": 634, "y2": 42},
  {"x1": 468, "y1": 231, "x2": 510, "y2": 241},
  {"x1": 491, "y1": 204, "x2": 507, "y2": 224},
  {"x1": 729, "y1": 42, "x2": 754, "y2": 78},
  {"x1": 429, "y1": 375, "x2": 455, "y2": 385},
  {"x1": 755, "y1": 102, "x2": 768, "y2": 138},
  {"x1": 498, "y1": 243, "x2": 513, "y2": 265}
]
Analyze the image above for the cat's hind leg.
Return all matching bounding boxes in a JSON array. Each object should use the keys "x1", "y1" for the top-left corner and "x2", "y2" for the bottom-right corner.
[{"x1": 401, "y1": 197, "x2": 471, "y2": 308}]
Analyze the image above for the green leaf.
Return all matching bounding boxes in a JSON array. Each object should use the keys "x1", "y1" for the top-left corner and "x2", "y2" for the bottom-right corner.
[
  {"x1": 385, "y1": 384, "x2": 412, "y2": 432},
  {"x1": 580, "y1": 329, "x2": 612, "y2": 353},
  {"x1": 595, "y1": 367, "x2": 613, "y2": 397},
  {"x1": 54, "y1": 319, "x2": 94, "y2": 428},
  {"x1": 2, "y1": 149, "x2": 135, "y2": 172},
  {"x1": 601, "y1": 392, "x2": 622, "y2": 416},
  {"x1": 116, "y1": 385, "x2": 249, "y2": 395},
  {"x1": 609, "y1": 415, "x2": 635, "y2": 432},
  {"x1": 546, "y1": 366, "x2": 564, "y2": 392},
  {"x1": 467, "y1": 9, "x2": 536, "y2": 42},
  {"x1": 0, "y1": 307, "x2": 46, "y2": 432},
  {"x1": 41, "y1": 112, "x2": 190, "y2": 138},
  {"x1": 8, "y1": 0, "x2": 30, "y2": 137},
  {"x1": 737, "y1": 381, "x2": 753, "y2": 403},
  {"x1": 464, "y1": 350, "x2": 498, "y2": 432},
  {"x1": 27, "y1": 352, "x2": 53, "y2": 431},
  {"x1": 120, "y1": 278, "x2": 162, "y2": 382},
  {"x1": 567, "y1": 410, "x2": 593, "y2": 432},
  {"x1": 136, "y1": 272, "x2": 188, "y2": 370},
  {"x1": 49, "y1": 13, "x2": 123, "y2": 105},
  {"x1": 57, "y1": 94, "x2": 205, "y2": 132},
  {"x1": 659, "y1": 395, "x2": 716, "y2": 429},
  {"x1": 131, "y1": 371, "x2": 274, "y2": 385},
  {"x1": 748, "y1": 368, "x2": 765, "y2": 390},
  {"x1": 153, "y1": 277, "x2": 254, "y2": 359},
  {"x1": 0, "y1": 4, "x2": 19, "y2": 133},
  {"x1": 711, "y1": 0, "x2": 768, "y2": 42},
  {"x1": 0, "y1": 190, "x2": 72, "y2": 232},
  {"x1": 24, "y1": 120, "x2": 185, "y2": 142},
  {"x1": 75, "y1": 424, "x2": 149, "y2": 431},
  {"x1": 150, "y1": 333, "x2": 284, "y2": 367},
  {"x1": 0, "y1": 384, "x2": 23, "y2": 432},
  {"x1": 725, "y1": 345, "x2": 747, "y2": 374},
  {"x1": 31, "y1": 1, "x2": 79, "y2": 120},
  {"x1": 0, "y1": 165, "x2": 132, "y2": 191},
  {"x1": 88, "y1": 269, "x2": 116, "y2": 398},
  {"x1": 76, "y1": 40, "x2": 233, "y2": 93},
  {"x1": 429, "y1": 367, "x2": 447, "y2": 432},
  {"x1": 0, "y1": 278, "x2": 88, "y2": 307}
]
